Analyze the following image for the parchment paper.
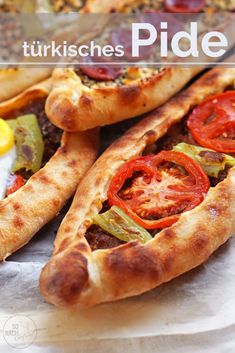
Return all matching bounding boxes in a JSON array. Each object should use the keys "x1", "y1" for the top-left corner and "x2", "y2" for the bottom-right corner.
[{"x1": 0, "y1": 207, "x2": 234, "y2": 353}]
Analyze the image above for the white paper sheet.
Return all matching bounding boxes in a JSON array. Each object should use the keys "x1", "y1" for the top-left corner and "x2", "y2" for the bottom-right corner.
[{"x1": 0, "y1": 210, "x2": 235, "y2": 352}]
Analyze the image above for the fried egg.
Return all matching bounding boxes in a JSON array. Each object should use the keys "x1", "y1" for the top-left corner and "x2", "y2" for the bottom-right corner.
[{"x1": 0, "y1": 118, "x2": 16, "y2": 200}]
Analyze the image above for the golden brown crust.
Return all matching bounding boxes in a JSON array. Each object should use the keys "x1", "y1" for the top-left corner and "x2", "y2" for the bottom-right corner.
[
  {"x1": 81, "y1": 0, "x2": 138, "y2": 13},
  {"x1": 0, "y1": 79, "x2": 99, "y2": 261},
  {"x1": 36, "y1": 0, "x2": 139, "y2": 13},
  {"x1": 40, "y1": 66, "x2": 235, "y2": 308},
  {"x1": 0, "y1": 68, "x2": 51, "y2": 103},
  {"x1": 46, "y1": 67, "x2": 200, "y2": 131}
]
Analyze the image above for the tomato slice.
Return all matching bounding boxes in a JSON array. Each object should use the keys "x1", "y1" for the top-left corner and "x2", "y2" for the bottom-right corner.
[
  {"x1": 108, "y1": 151, "x2": 209, "y2": 229},
  {"x1": 187, "y1": 91, "x2": 235, "y2": 153},
  {"x1": 6, "y1": 174, "x2": 25, "y2": 196},
  {"x1": 80, "y1": 56, "x2": 122, "y2": 81},
  {"x1": 164, "y1": 0, "x2": 205, "y2": 13}
]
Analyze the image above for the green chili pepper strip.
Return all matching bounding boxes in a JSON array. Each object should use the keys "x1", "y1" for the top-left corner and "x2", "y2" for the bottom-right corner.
[
  {"x1": 93, "y1": 206, "x2": 152, "y2": 244},
  {"x1": 7, "y1": 114, "x2": 44, "y2": 173},
  {"x1": 173, "y1": 143, "x2": 235, "y2": 178}
]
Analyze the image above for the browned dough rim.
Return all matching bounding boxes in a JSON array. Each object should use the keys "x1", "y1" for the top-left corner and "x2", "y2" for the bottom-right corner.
[
  {"x1": 46, "y1": 67, "x2": 201, "y2": 131},
  {"x1": 0, "y1": 78, "x2": 99, "y2": 261},
  {"x1": 0, "y1": 68, "x2": 51, "y2": 103}
]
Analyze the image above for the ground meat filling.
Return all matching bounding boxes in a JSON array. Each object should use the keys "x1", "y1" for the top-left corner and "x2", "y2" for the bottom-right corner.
[
  {"x1": 7, "y1": 98, "x2": 62, "y2": 166},
  {"x1": 155, "y1": 117, "x2": 197, "y2": 153},
  {"x1": 210, "y1": 165, "x2": 232, "y2": 186},
  {"x1": 38, "y1": 110, "x2": 62, "y2": 165},
  {"x1": 85, "y1": 201, "x2": 125, "y2": 251},
  {"x1": 85, "y1": 224, "x2": 124, "y2": 251}
]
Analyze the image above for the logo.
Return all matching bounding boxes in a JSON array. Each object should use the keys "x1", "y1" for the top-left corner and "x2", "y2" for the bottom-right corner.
[{"x1": 3, "y1": 315, "x2": 37, "y2": 349}]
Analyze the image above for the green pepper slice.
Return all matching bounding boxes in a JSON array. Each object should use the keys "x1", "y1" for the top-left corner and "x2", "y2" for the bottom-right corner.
[
  {"x1": 173, "y1": 143, "x2": 235, "y2": 178},
  {"x1": 93, "y1": 206, "x2": 152, "y2": 244},
  {"x1": 7, "y1": 114, "x2": 44, "y2": 173}
]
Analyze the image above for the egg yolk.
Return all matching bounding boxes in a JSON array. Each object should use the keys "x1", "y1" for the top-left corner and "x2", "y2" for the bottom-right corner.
[{"x1": 0, "y1": 118, "x2": 14, "y2": 155}]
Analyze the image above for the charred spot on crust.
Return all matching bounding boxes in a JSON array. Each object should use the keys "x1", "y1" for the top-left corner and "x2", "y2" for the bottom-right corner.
[
  {"x1": 60, "y1": 146, "x2": 68, "y2": 154},
  {"x1": 93, "y1": 175, "x2": 104, "y2": 188},
  {"x1": 12, "y1": 202, "x2": 21, "y2": 211},
  {"x1": 37, "y1": 171, "x2": 50, "y2": 184},
  {"x1": 68, "y1": 159, "x2": 78, "y2": 168},
  {"x1": 52, "y1": 199, "x2": 61, "y2": 208},
  {"x1": 164, "y1": 229, "x2": 176, "y2": 238},
  {"x1": 75, "y1": 242, "x2": 90, "y2": 253},
  {"x1": 79, "y1": 94, "x2": 92, "y2": 109},
  {"x1": 56, "y1": 237, "x2": 72, "y2": 253},
  {"x1": 162, "y1": 251, "x2": 176, "y2": 272},
  {"x1": 63, "y1": 226, "x2": 71, "y2": 233},
  {"x1": 105, "y1": 243, "x2": 162, "y2": 283},
  {"x1": 144, "y1": 129, "x2": 157, "y2": 145},
  {"x1": 42, "y1": 250, "x2": 89, "y2": 305},
  {"x1": 61, "y1": 113, "x2": 78, "y2": 131},
  {"x1": 13, "y1": 216, "x2": 24, "y2": 229},
  {"x1": 192, "y1": 232, "x2": 209, "y2": 254},
  {"x1": 49, "y1": 97, "x2": 78, "y2": 131},
  {"x1": 119, "y1": 85, "x2": 141, "y2": 105}
]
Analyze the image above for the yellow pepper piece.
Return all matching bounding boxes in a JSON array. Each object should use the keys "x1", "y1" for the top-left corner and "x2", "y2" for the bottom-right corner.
[{"x1": 0, "y1": 118, "x2": 14, "y2": 156}]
